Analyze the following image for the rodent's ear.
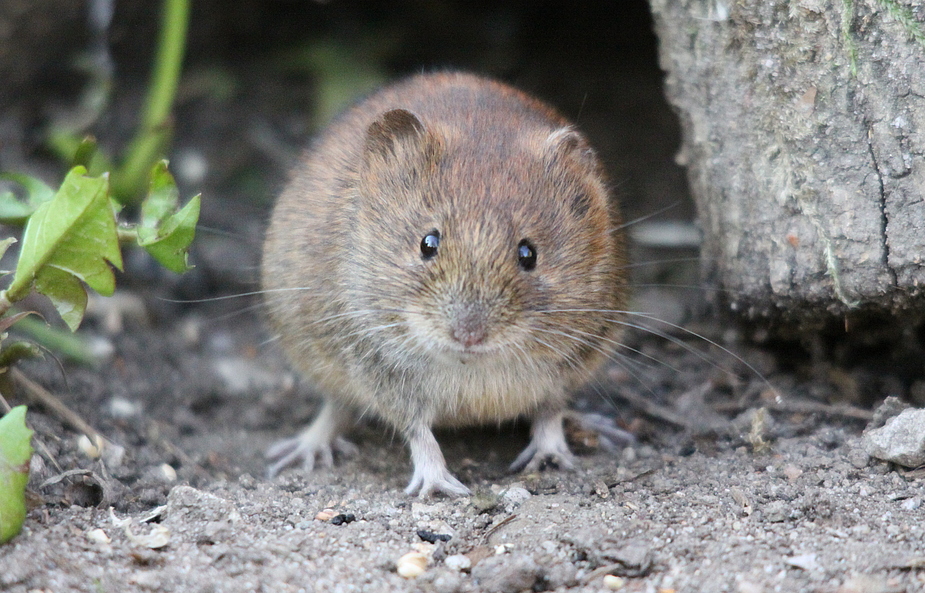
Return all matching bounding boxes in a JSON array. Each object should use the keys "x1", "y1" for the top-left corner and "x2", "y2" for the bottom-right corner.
[
  {"x1": 360, "y1": 109, "x2": 440, "y2": 201},
  {"x1": 363, "y1": 109, "x2": 429, "y2": 161},
  {"x1": 544, "y1": 127, "x2": 598, "y2": 170}
]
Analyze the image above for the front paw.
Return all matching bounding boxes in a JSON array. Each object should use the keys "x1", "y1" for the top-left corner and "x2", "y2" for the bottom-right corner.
[
  {"x1": 509, "y1": 409, "x2": 577, "y2": 473},
  {"x1": 509, "y1": 440, "x2": 577, "y2": 473},
  {"x1": 266, "y1": 434, "x2": 357, "y2": 478},
  {"x1": 404, "y1": 465, "x2": 471, "y2": 498},
  {"x1": 404, "y1": 424, "x2": 471, "y2": 498}
]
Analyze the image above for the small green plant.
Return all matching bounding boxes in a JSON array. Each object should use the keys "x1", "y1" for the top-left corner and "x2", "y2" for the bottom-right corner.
[
  {"x1": 0, "y1": 0, "x2": 195, "y2": 546},
  {"x1": 0, "y1": 406, "x2": 34, "y2": 544},
  {"x1": 0, "y1": 162, "x2": 200, "y2": 329},
  {"x1": 0, "y1": 159, "x2": 199, "y2": 545}
]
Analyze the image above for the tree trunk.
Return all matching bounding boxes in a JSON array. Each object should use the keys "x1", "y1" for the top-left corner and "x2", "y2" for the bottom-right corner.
[{"x1": 649, "y1": 0, "x2": 925, "y2": 323}]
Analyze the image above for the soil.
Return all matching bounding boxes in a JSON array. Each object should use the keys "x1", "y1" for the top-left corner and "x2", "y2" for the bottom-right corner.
[
  {"x1": 4, "y1": 292, "x2": 924, "y2": 593},
  {"x1": 2, "y1": 2, "x2": 925, "y2": 592}
]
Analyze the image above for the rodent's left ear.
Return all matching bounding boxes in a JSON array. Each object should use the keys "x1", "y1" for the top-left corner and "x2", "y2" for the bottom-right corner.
[
  {"x1": 543, "y1": 127, "x2": 599, "y2": 170},
  {"x1": 365, "y1": 109, "x2": 425, "y2": 157},
  {"x1": 363, "y1": 109, "x2": 441, "y2": 166}
]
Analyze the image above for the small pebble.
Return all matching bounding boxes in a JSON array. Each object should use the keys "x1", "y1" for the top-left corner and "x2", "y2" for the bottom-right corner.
[
  {"x1": 863, "y1": 408, "x2": 925, "y2": 467},
  {"x1": 158, "y1": 464, "x2": 177, "y2": 482},
  {"x1": 77, "y1": 435, "x2": 104, "y2": 459},
  {"x1": 86, "y1": 335, "x2": 116, "y2": 361},
  {"x1": 494, "y1": 543, "x2": 514, "y2": 555},
  {"x1": 180, "y1": 317, "x2": 202, "y2": 346},
  {"x1": 761, "y1": 500, "x2": 789, "y2": 523},
  {"x1": 471, "y1": 554, "x2": 540, "y2": 593},
  {"x1": 174, "y1": 147, "x2": 209, "y2": 185},
  {"x1": 784, "y1": 553, "x2": 818, "y2": 572},
  {"x1": 603, "y1": 575, "x2": 626, "y2": 590},
  {"x1": 101, "y1": 442, "x2": 126, "y2": 468},
  {"x1": 417, "y1": 530, "x2": 452, "y2": 544},
  {"x1": 736, "y1": 581, "x2": 763, "y2": 593},
  {"x1": 444, "y1": 554, "x2": 471, "y2": 572},
  {"x1": 782, "y1": 464, "x2": 802, "y2": 482},
  {"x1": 901, "y1": 497, "x2": 922, "y2": 511},
  {"x1": 330, "y1": 513, "x2": 355, "y2": 526},
  {"x1": 847, "y1": 446, "x2": 871, "y2": 469},
  {"x1": 86, "y1": 291, "x2": 149, "y2": 334},
  {"x1": 107, "y1": 397, "x2": 142, "y2": 420},
  {"x1": 86, "y1": 528, "x2": 111, "y2": 544},
  {"x1": 501, "y1": 486, "x2": 531, "y2": 510},
  {"x1": 315, "y1": 509, "x2": 336, "y2": 521},
  {"x1": 213, "y1": 357, "x2": 281, "y2": 396},
  {"x1": 397, "y1": 552, "x2": 429, "y2": 578}
]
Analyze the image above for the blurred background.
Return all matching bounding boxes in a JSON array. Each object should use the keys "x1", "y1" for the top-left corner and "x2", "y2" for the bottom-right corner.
[{"x1": 0, "y1": 0, "x2": 692, "y2": 301}]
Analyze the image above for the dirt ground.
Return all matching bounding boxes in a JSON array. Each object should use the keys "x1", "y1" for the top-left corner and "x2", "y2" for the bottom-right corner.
[
  {"x1": 2, "y1": 3, "x2": 925, "y2": 592},
  {"x1": 3, "y1": 289, "x2": 924, "y2": 593}
]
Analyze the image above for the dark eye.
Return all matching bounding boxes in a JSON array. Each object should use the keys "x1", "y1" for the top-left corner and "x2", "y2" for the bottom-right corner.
[
  {"x1": 517, "y1": 239, "x2": 537, "y2": 271},
  {"x1": 421, "y1": 230, "x2": 440, "y2": 260}
]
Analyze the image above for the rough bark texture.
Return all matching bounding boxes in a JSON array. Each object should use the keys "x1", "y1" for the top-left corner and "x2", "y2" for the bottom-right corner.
[{"x1": 649, "y1": 0, "x2": 925, "y2": 323}]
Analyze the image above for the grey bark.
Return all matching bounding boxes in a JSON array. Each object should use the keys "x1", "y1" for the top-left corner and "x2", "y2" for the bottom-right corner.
[{"x1": 649, "y1": 0, "x2": 925, "y2": 323}]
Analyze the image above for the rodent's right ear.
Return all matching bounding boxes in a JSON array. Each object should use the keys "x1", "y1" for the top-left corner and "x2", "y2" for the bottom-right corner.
[
  {"x1": 363, "y1": 109, "x2": 439, "y2": 165},
  {"x1": 543, "y1": 127, "x2": 598, "y2": 170}
]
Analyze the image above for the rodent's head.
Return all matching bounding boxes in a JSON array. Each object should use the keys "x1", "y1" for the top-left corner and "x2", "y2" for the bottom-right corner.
[{"x1": 348, "y1": 107, "x2": 627, "y2": 371}]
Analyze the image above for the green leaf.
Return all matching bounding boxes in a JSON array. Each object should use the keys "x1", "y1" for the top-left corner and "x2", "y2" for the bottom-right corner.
[
  {"x1": 136, "y1": 161, "x2": 200, "y2": 274},
  {"x1": 72, "y1": 137, "x2": 100, "y2": 170},
  {"x1": 9, "y1": 315, "x2": 100, "y2": 367},
  {"x1": 0, "y1": 173, "x2": 55, "y2": 225},
  {"x1": 45, "y1": 131, "x2": 113, "y2": 178},
  {"x1": 0, "y1": 406, "x2": 33, "y2": 545},
  {"x1": 0, "y1": 237, "x2": 15, "y2": 266},
  {"x1": 0, "y1": 340, "x2": 42, "y2": 369},
  {"x1": 34, "y1": 266, "x2": 88, "y2": 331},
  {"x1": 0, "y1": 310, "x2": 33, "y2": 334},
  {"x1": 5, "y1": 166, "x2": 123, "y2": 330},
  {"x1": 140, "y1": 161, "x2": 180, "y2": 229}
]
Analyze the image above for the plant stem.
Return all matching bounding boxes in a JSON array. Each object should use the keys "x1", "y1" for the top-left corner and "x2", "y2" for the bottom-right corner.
[
  {"x1": 117, "y1": 228, "x2": 138, "y2": 244},
  {"x1": 0, "y1": 292, "x2": 12, "y2": 319},
  {"x1": 113, "y1": 0, "x2": 190, "y2": 202},
  {"x1": 142, "y1": 0, "x2": 190, "y2": 132},
  {"x1": 10, "y1": 316, "x2": 103, "y2": 366}
]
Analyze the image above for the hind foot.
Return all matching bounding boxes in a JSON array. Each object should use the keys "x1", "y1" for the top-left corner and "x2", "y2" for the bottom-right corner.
[
  {"x1": 509, "y1": 409, "x2": 577, "y2": 472},
  {"x1": 567, "y1": 411, "x2": 636, "y2": 452},
  {"x1": 266, "y1": 400, "x2": 356, "y2": 477}
]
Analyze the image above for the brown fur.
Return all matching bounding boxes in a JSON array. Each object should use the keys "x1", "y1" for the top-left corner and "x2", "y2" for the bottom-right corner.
[{"x1": 262, "y1": 72, "x2": 628, "y2": 494}]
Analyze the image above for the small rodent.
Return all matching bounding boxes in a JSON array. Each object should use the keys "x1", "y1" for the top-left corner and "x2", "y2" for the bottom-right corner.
[{"x1": 261, "y1": 71, "x2": 628, "y2": 497}]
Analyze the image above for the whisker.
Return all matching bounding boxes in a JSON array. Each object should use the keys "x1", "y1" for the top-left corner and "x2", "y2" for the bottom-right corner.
[
  {"x1": 610, "y1": 201, "x2": 680, "y2": 233},
  {"x1": 207, "y1": 301, "x2": 268, "y2": 322},
  {"x1": 612, "y1": 315, "x2": 773, "y2": 392},
  {"x1": 195, "y1": 225, "x2": 253, "y2": 242},
  {"x1": 339, "y1": 321, "x2": 408, "y2": 341},
  {"x1": 309, "y1": 308, "x2": 412, "y2": 326},
  {"x1": 533, "y1": 324, "x2": 682, "y2": 375},
  {"x1": 531, "y1": 324, "x2": 668, "y2": 408},
  {"x1": 156, "y1": 287, "x2": 319, "y2": 304},
  {"x1": 530, "y1": 327, "x2": 612, "y2": 364},
  {"x1": 618, "y1": 257, "x2": 704, "y2": 270},
  {"x1": 258, "y1": 334, "x2": 281, "y2": 348},
  {"x1": 532, "y1": 307, "x2": 774, "y2": 391}
]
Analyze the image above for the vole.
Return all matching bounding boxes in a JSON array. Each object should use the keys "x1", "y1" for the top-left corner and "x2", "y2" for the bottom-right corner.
[{"x1": 261, "y1": 71, "x2": 628, "y2": 497}]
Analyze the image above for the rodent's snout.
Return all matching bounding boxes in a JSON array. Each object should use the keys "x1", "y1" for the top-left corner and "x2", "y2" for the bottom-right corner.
[{"x1": 447, "y1": 301, "x2": 490, "y2": 349}]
